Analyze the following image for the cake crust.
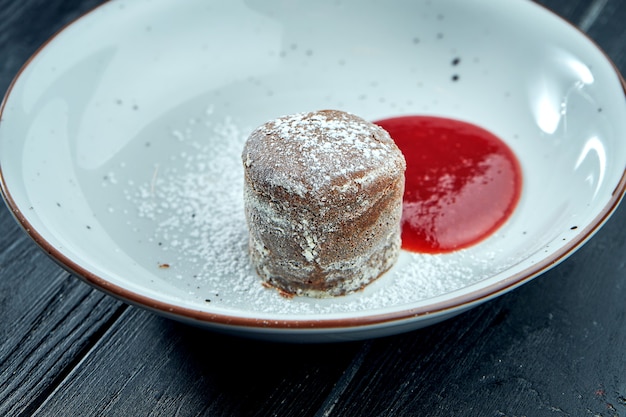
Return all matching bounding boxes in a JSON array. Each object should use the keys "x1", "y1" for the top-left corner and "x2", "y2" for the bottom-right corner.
[{"x1": 242, "y1": 110, "x2": 406, "y2": 297}]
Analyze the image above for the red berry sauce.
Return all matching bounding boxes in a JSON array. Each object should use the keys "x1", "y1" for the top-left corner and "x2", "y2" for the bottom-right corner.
[{"x1": 375, "y1": 116, "x2": 522, "y2": 254}]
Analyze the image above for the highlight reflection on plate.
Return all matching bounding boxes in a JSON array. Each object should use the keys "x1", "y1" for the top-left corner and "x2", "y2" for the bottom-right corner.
[{"x1": 1, "y1": 0, "x2": 625, "y2": 342}]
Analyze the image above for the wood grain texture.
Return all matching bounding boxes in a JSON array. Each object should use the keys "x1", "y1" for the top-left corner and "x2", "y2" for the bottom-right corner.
[
  {"x1": 0, "y1": 209, "x2": 125, "y2": 416},
  {"x1": 31, "y1": 308, "x2": 362, "y2": 417},
  {"x1": 1, "y1": 0, "x2": 625, "y2": 416}
]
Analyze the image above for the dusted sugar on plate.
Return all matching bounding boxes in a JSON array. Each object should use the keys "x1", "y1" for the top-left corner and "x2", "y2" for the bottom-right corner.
[{"x1": 242, "y1": 109, "x2": 406, "y2": 297}]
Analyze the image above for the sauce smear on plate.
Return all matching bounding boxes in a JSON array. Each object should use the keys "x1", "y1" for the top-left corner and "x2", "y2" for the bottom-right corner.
[{"x1": 375, "y1": 116, "x2": 522, "y2": 254}]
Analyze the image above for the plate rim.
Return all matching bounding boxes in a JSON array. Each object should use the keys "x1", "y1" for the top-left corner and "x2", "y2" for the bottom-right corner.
[{"x1": 1, "y1": 0, "x2": 626, "y2": 333}]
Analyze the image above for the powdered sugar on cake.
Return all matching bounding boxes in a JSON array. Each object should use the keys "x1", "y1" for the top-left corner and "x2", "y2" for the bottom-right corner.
[{"x1": 244, "y1": 110, "x2": 404, "y2": 198}]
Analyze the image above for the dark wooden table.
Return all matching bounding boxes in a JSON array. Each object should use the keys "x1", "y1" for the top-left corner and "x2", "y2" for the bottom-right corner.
[{"x1": 1, "y1": 1, "x2": 625, "y2": 416}]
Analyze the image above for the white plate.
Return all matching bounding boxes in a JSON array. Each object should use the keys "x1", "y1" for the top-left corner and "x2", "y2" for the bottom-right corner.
[{"x1": 1, "y1": 0, "x2": 626, "y2": 342}]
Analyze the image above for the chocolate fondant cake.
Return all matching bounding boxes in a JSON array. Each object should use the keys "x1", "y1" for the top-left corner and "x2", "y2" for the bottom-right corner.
[{"x1": 242, "y1": 110, "x2": 406, "y2": 297}]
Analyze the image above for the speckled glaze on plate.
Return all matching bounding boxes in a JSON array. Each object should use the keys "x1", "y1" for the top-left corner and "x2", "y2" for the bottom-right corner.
[{"x1": 1, "y1": 0, "x2": 625, "y2": 342}]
